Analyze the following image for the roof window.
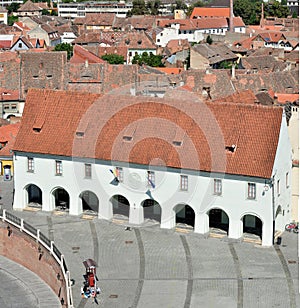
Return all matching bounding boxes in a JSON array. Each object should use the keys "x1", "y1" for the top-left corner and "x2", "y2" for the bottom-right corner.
[
  {"x1": 76, "y1": 131, "x2": 84, "y2": 137},
  {"x1": 123, "y1": 136, "x2": 132, "y2": 141},
  {"x1": 225, "y1": 145, "x2": 236, "y2": 153}
]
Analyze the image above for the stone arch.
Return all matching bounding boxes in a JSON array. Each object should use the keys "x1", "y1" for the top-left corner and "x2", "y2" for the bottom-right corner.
[
  {"x1": 241, "y1": 213, "x2": 263, "y2": 239},
  {"x1": 208, "y1": 207, "x2": 229, "y2": 234},
  {"x1": 173, "y1": 203, "x2": 195, "y2": 228},
  {"x1": 80, "y1": 191, "x2": 99, "y2": 214},
  {"x1": 110, "y1": 194, "x2": 130, "y2": 218},
  {"x1": 51, "y1": 187, "x2": 70, "y2": 210},
  {"x1": 141, "y1": 199, "x2": 161, "y2": 223},
  {"x1": 25, "y1": 184, "x2": 42, "y2": 207}
]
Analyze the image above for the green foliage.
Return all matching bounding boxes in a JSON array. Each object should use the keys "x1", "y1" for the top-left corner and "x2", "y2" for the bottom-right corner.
[
  {"x1": 234, "y1": 0, "x2": 290, "y2": 25},
  {"x1": 147, "y1": 0, "x2": 161, "y2": 15},
  {"x1": 42, "y1": 8, "x2": 50, "y2": 15},
  {"x1": 171, "y1": 0, "x2": 187, "y2": 12},
  {"x1": 132, "y1": 52, "x2": 164, "y2": 67},
  {"x1": 8, "y1": 15, "x2": 18, "y2": 26},
  {"x1": 206, "y1": 35, "x2": 213, "y2": 45},
  {"x1": 54, "y1": 43, "x2": 73, "y2": 60},
  {"x1": 265, "y1": 1, "x2": 290, "y2": 18},
  {"x1": 7, "y1": 3, "x2": 20, "y2": 14},
  {"x1": 186, "y1": 0, "x2": 206, "y2": 17},
  {"x1": 233, "y1": 0, "x2": 262, "y2": 25},
  {"x1": 219, "y1": 61, "x2": 234, "y2": 69},
  {"x1": 127, "y1": 0, "x2": 148, "y2": 16},
  {"x1": 101, "y1": 54, "x2": 124, "y2": 64}
]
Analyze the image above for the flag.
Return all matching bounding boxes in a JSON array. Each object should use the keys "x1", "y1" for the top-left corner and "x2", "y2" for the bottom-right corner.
[
  {"x1": 109, "y1": 169, "x2": 119, "y2": 184},
  {"x1": 148, "y1": 177, "x2": 155, "y2": 189},
  {"x1": 145, "y1": 189, "x2": 154, "y2": 199}
]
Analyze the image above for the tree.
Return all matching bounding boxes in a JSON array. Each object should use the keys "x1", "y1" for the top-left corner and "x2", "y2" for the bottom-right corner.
[
  {"x1": 101, "y1": 54, "x2": 124, "y2": 64},
  {"x1": 206, "y1": 35, "x2": 213, "y2": 45},
  {"x1": 8, "y1": 15, "x2": 18, "y2": 26},
  {"x1": 127, "y1": 0, "x2": 148, "y2": 16},
  {"x1": 132, "y1": 52, "x2": 164, "y2": 67},
  {"x1": 265, "y1": 1, "x2": 290, "y2": 18},
  {"x1": 171, "y1": 0, "x2": 187, "y2": 12},
  {"x1": 186, "y1": 0, "x2": 206, "y2": 17},
  {"x1": 6, "y1": 2, "x2": 20, "y2": 14},
  {"x1": 147, "y1": 0, "x2": 161, "y2": 15},
  {"x1": 233, "y1": 0, "x2": 262, "y2": 25},
  {"x1": 54, "y1": 43, "x2": 73, "y2": 60}
]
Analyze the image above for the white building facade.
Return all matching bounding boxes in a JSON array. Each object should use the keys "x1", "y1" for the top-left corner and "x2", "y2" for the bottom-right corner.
[{"x1": 12, "y1": 89, "x2": 292, "y2": 247}]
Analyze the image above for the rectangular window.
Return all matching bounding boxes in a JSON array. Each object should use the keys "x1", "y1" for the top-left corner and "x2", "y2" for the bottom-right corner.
[
  {"x1": 27, "y1": 157, "x2": 34, "y2": 172},
  {"x1": 147, "y1": 171, "x2": 155, "y2": 188},
  {"x1": 277, "y1": 179, "x2": 280, "y2": 196},
  {"x1": 214, "y1": 179, "x2": 222, "y2": 195},
  {"x1": 286, "y1": 172, "x2": 289, "y2": 188},
  {"x1": 180, "y1": 175, "x2": 188, "y2": 191},
  {"x1": 85, "y1": 163, "x2": 91, "y2": 178},
  {"x1": 247, "y1": 183, "x2": 256, "y2": 199},
  {"x1": 55, "y1": 160, "x2": 62, "y2": 176},
  {"x1": 116, "y1": 167, "x2": 123, "y2": 183}
]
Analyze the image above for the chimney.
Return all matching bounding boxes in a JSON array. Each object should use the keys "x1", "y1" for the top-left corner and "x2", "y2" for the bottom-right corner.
[
  {"x1": 231, "y1": 64, "x2": 235, "y2": 79},
  {"x1": 229, "y1": 0, "x2": 234, "y2": 32},
  {"x1": 260, "y1": 3, "x2": 264, "y2": 28}
]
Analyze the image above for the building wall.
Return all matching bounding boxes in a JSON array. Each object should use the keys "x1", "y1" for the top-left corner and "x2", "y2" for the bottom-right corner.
[
  {"x1": 288, "y1": 107, "x2": 299, "y2": 221},
  {"x1": 13, "y1": 143, "x2": 291, "y2": 246},
  {"x1": 272, "y1": 112, "x2": 293, "y2": 229},
  {"x1": 190, "y1": 48, "x2": 209, "y2": 70}
]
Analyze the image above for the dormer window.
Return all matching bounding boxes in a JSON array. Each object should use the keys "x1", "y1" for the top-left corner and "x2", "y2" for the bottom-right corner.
[
  {"x1": 225, "y1": 145, "x2": 236, "y2": 153},
  {"x1": 33, "y1": 127, "x2": 41, "y2": 133},
  {"x1": 172, "y1": 141, "x2": 182, "y2": 147},
  {"x1": 123, "y1": 136, "x2": 132, "y2": 141},
  {"x1": 76, "y1": 131, "x2": 84, "y2": 137},
  {"x1": 137, "y1": 40, "x2": 142, "y2": 45}
]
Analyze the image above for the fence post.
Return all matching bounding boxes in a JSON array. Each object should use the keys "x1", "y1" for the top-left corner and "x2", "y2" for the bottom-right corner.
[
  {"x1": 20, "y1": 219, "x2": 24, "y2": 231},
  {"x1": 2, "y1": 209, "x2": 5, "y2": 221}
]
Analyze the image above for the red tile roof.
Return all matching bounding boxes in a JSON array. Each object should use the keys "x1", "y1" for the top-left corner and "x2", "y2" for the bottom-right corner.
[
  {"x1": 14, "y1": 89, "x2": 283, "y2": 179},
  {"x1": 190, "y1": 7, "x2": 230, "y2": 19},
  {"x1": 70, "y1": 45, "x2": 106, "y2": 64},
  {"x1": 0, "y1": 122, "x2": 20, "y2": 157},
  {"x1": 275, "y1": 93, "x2": 299, "y2": 104}
]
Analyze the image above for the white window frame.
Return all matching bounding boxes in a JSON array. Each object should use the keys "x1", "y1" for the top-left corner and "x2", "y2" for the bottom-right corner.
[
  {"x1": 247, "y1": 183, "x2": 256, "y2": 199},
  {"x1": 27, "y1": 157, "x2": 34, "y2": 172},
  {"x1": 85, "y1": 163, "x2": 91, "y2": 178},
  {"x1": 180, "y1": 175, "x2": 188, "y2": 191},
  {"x1": 55, "y1": 160, "x2": 63, "y2": 176},
  {"x1": 214, "y1": 179, "x2": 222, "y2": 195}
]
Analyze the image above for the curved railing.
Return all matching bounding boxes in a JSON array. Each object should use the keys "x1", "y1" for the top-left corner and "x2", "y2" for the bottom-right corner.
[{"x1": 0, "y1": 209, "x2": 73, "y2": 307}]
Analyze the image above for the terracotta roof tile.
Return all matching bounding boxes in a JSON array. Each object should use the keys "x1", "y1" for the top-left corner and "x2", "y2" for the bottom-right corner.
[
  {"x1": 190, "y1": 7, "x2": 230, "y2": 19},
  {"x1": 0, "y1": 122, "x2": 20, "y2": 157},
  {"x1": 14, "y1": 89, "x2": 283, "y2": 179},
  {"x1": 70, "y1": 45, "x2": 106, "y2": 64}
]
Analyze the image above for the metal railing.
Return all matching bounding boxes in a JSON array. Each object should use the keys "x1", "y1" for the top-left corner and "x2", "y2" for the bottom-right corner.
[{"x1": 0, "y1": 209, "x2": 73, "y2": 307}]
